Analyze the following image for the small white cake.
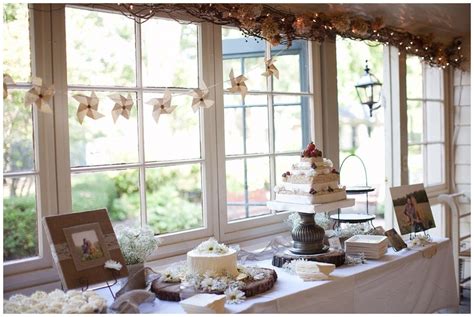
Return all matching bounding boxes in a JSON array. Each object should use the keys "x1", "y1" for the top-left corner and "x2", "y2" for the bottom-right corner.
[{"x1": 187, "y1": 238, "x2": 239, "y2": 277}]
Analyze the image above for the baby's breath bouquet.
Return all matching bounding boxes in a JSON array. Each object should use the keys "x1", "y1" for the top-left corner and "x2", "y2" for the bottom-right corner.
[{"x1": 115, "y1": 224, "x2": 161, "y2": 265}]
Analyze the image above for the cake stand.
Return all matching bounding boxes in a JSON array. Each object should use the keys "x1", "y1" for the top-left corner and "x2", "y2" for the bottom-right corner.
[{"x1": 267, "y1": 198, "x2": 355, "y2": 267}]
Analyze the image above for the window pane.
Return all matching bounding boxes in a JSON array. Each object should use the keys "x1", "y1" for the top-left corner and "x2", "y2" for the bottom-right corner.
[
  {"x1": 407, "y1": 100, "x2": 423, "y2": 144},
  {"x1": 71, "y1": 170, "x2": 140, "y2": 226},
  {"x1": 146, "y1": 164, "x2": 203, "y2": 234},
  {"x1": 3, "y1": 89, "x2": 34, "y2": 173},
  {"x1": 222, "y1": 27, "x2": 266, "y2": 92},
  {"x1": 4, "y1": 176, "x2": 38, "y2": 261},
  {"x1": 274, "y1": 95, "x2": 310, "y2": 152},
  {"x1": 226, "y1": 157, "x2": 270, "y2": 221},
  {"x1": 408, "y1": 145, "x2": 423, "y2": 184},
  {"x1": 144, "y1": 94, "x2": 201, "y2": 162},
  {"x1": 142, "y1": 18, "x2": 198, "y2": 88},
  {"x1": 69, "y1": 91, "x2": 139, "y2": 167},
  {"x1": 429, "y1": 204, "x2": 444, "y2": 237},
  {"x1": 224, "y1": 94, "x2": 268, "y2": 155},
  {"x1": 424, "y1": 65, "x2": 443, "y2": 100},
  {"x1": 406, "y1": 55, "x2": 423, "y2": 99},
  {"x1": 272, "y1": 40, "x2": 309, "y2": 93},
  {"x1": 426, "y1": 143, "x2": 444, "y2": 186},
  {"x1": 426, "y1": 101, "x2": 443, "y2": 142},
  {"x1": 66, "y1": 8, "x2": 136, "y2": 86},
  {"x1": 3, "y1": 3, "x2": 31, "y2": 83}
]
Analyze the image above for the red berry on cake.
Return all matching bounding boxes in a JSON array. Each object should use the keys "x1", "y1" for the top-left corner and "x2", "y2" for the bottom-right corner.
[
  {"x1": 331, "y1": 168, "x2": 339, "y2": 174},
  {"x1": 307, "y1": 142, "x2": 316, "y2": 152}
]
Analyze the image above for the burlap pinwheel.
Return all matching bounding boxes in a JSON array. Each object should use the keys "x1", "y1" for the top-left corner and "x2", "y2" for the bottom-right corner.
[
  {"x1": 226, "y1": 68, "x2": 248, "y2": 101},
  {"x1": 73, "y1": 91, "x2": 105, "y2": 124},
  {"x1": 146, "y1": 88, "x2": 177, "y2": 123},
  {"x1": 3, "y1": 74, "x2": 15, "y2": 99},
  {"x1": 189, "y1": 81, "x2": 214, "y2": 113},
  {"x1": 109, "y1": 93, "x2": 134, "y2": 123},
  {"x1": 261, "y1": 58, "x2": 279, "y2": 79},
  {"x1": 24, "y1": 77, "x2": 55, "y2": 113}
]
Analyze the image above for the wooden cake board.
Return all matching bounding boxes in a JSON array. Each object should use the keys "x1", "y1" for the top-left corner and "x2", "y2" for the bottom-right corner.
[{"x1": 151, "y1": 268, "x2": 277, "y2": 302}]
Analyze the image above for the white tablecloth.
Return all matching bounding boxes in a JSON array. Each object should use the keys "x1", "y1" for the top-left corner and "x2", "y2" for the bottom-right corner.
[{"x1": 100, "y1": 238, "x2": 458, "y2": 313}]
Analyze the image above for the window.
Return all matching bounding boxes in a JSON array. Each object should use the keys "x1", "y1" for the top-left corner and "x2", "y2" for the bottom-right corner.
[
  {"x1": 406, "y1": 55, "x2": 445, "y2": 188},
  {"x1": 65, "y1": 7, "x2": 205, "y2": 237},
  {"x1": 221, "y1": 28, "x2": 311, "y2": 223},
  {"x1": 3, "y1": 3, "x2": 38, "y2": 262},
  {"x1": 336, "y1": 37, "x2": 386, "y2": 225}
]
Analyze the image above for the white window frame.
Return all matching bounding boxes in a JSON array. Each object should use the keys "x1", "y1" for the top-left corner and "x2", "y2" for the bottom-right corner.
[{"x1": 213, "y1": 27, "x2": 326, "y2": 242}]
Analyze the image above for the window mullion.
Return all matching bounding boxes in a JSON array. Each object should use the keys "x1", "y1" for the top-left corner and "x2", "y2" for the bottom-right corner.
[
  {"x1": 266, "y1": 43, "x2": 276, "y2": 201},
  {"x1": 134, "y1": 19, "x2": 147, "y2": 227}
]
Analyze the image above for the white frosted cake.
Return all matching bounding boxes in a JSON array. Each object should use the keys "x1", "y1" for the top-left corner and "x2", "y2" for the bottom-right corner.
[
  {"x1": 187, "y1": 238, "x2": 239, "y2": 277},
  {"x1": 274, "y1": 142, "x2": 347, "y2": 204}
]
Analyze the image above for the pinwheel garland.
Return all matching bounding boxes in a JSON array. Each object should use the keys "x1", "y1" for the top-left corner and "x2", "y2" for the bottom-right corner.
[
  {"x1": 189, "y1": 81, "x2": 215, "y2": 113},
  {"x1": 24, "y1": 77, "x2": 55, "y2": 113},
  {"x1": 262, "y1": 58, "x2": 279, "y2": 79},
  {"x1": 3, "y1": 74, "x2": 15, "y2": 99},
  {"x1": 146, "y1": 88, "x2": 177, "y2": 123},
  {"x1": 226, "y1": 68, "x2": 248, "y2": 101},
  {"x1": 109, "y1": 93, "x2": 134, "y2": 123},
  {"x1": 74, "y1": 91, "x2": 105, "y2": 124}
]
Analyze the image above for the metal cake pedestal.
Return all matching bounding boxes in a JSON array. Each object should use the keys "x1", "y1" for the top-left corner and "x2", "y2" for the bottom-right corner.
[
  {"x1": 267, "y1": 198, "x2": 355, "y2": 254},
  {"x1": 267, "y1": 199, "x2": 355, "y2": 267}
]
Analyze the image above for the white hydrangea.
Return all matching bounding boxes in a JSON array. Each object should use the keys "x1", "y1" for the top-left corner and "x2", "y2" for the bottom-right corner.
[{"x1": 115, "y1": 224, "x2": 161, "y2": 265}]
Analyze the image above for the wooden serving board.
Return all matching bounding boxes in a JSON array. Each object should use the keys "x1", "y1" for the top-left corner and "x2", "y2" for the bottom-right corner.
[
  {"x1": 151, "y1": 268, "x2": 277, "y2": 302},
  {"x1": 272, "y1": 249, "x2": 346, "y2": 268}
]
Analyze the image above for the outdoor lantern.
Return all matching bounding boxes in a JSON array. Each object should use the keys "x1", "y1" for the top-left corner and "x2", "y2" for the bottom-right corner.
[{"x1": 354, "y1": 60, "x2": 382, "y2": 117}]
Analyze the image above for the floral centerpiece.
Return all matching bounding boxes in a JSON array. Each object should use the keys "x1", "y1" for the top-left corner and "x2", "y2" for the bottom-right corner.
[
  {"x1": 115, "y1": 224, "x2": 161, "y2": 265},
  {"x1": 115, "y1": 224, "x2": 161, "y2": 287}
]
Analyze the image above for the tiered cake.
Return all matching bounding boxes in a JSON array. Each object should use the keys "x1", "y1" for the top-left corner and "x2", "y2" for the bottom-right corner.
[
  {"x1": 187, "y1": 238, "x2": 239, "y2": 277},
  {"x1": 274, "y1": 142, "x2": 346, "y2": 205}
]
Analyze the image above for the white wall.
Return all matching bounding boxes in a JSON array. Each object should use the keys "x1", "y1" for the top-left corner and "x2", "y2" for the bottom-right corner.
[{"x1": 453, "y1": 69, "x2": 471, "y2": 245}]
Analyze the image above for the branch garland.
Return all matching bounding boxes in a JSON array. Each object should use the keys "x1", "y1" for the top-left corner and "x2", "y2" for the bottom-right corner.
[{"x1": 107, "y1": 3, "x2": 465, "y2": 69}]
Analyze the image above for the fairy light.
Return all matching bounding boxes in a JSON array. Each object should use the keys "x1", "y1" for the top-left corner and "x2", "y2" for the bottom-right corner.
[
  {"x1": 129, "y1": 4, "x2": 133, "y2": 10},
  {"x1": 390, "y1": 32, "x2": 394, "y2": 36}
]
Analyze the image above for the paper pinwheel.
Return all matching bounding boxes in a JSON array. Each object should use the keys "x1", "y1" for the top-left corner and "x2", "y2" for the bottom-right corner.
[
  {"x1": 189, "y1": 81, "x2": 215, "y2": 113},
  {"x1": 226, "y1": 68, "x2": 248, "y2": 101},
  {"x1": 109, "y1": 93, "x2": 134, "y2": 123},
  {"x1": 73, "y1": 91, "x2": 105, "y2": 124},
  {"x1": 261, "y1": 58, "x2": 279, "y2": 79},
  {"x1": 3, "y1": 74, "x2": 15, "y2": 99},
  {"x1": 24, "y1": 77, "x2": 55, "y2": 113},
  {"x1": 146, "y1": 88, "x2": 177, "y2": 123}
]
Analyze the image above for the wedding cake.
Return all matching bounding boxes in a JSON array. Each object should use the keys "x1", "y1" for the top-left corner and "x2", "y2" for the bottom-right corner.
[
  {"x1": 187, "y1": 238, "x2": 239, "y2": 277},
  {"x1": 274, "y1": 142, "x2": 346, "y2": 204}
]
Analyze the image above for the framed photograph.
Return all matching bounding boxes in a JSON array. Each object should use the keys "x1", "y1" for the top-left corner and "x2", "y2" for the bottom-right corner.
[
  {"x1": 389, "y1": 183, "x2": 436, "y2": 235},
  {"x1": 384, "y1": 228, "x2": 408, "y2": 251},
  {"x1": 43, "y1": 209, "x2": 128, "y2": 290}
]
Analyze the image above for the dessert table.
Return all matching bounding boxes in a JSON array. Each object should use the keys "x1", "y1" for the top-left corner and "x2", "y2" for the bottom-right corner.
[{"x1": 98, "y1": 237, "x2": 458, "y2": 313}]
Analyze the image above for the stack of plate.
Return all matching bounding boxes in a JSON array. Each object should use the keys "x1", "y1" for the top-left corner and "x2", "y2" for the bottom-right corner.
[{"x1": 344, "y1": 235, "x2": 389, "y2": 259}]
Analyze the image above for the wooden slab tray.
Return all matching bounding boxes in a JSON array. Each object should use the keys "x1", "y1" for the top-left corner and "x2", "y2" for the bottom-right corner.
[{"x1": 151, "y1": 267, "x2": 277, "y2": 302}]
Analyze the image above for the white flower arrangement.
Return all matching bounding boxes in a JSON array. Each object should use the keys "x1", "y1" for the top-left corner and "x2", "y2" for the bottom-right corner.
[
  {"x1": 286, "y1": 212, "x2": 332, "y2": 230},
  {"x1": 411, "y1": 234, "x2": 432, "y2": 247},
  {"x1": 282, "y1": 258, "x2": 308, "y2": 274},
  {"x1": 195, "y1": 238, "x2": 229, "y2": 254},
  {"x1": 224, "y1": 287, "x2": 246, "y2": 304},
  {"x1": 115, "y1": 224, "x2": 162, "y2": 265},
  {"x1": 4, "y1": 289, "x2": 107, "y2": 314},
  {"x1": 104, "y1": 259, "x2": 123, "y2": 271}
]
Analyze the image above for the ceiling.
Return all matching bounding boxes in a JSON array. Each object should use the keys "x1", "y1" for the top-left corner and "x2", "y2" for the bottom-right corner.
[{"x1": 274, "y1": 3, "x2": 470, "y2": 45}]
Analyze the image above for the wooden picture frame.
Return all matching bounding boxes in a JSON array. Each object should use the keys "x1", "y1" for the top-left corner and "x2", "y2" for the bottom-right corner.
[{"x1": 43, "y1": 209, "x2": 128, "y2": 290}]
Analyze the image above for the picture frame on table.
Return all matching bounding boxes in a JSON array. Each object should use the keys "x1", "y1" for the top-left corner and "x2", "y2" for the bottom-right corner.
[
  {"x1": 384, "y1": 228, "x2": 408, "y2": 251},
  {"x1": 389, "y1": 183, "x2": 436, "y2": 235},
  {"x1": 43, "y1": 209, "x2": 128, "y2": 290}
]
